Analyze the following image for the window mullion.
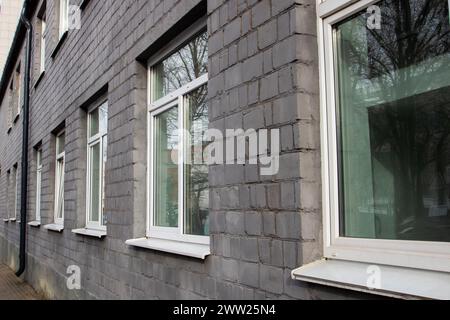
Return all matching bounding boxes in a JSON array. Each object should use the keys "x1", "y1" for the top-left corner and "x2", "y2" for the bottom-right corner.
[
  {"x1": 98, "y1": 135, "x2": 104, "y2": 227},
  {"x1": 178, "y1": 95, "x2": 184, "y2": 236},
  {"x1": 86, "y1": 139, "x2": 92, "y2": 226}
]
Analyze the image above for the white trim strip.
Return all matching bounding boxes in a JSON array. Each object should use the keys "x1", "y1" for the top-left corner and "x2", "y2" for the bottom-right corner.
[{"x1": 318, "y1": 0, "x2": 363, "y2": 18}]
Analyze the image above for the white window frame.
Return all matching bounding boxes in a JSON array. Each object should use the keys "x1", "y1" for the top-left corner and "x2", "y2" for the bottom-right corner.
[
  {"x1": 40, "y1": 18, "x2": 46, "y2": 74},
  {"x1": 54, "y1": 130, "x2": 65, "y2": 226},
  {"x1": 59, "y1": 0, "x2": 69, "y2": 39},
  {"x1": 147, "y1": 22, "x2": 208, "y2": 246},
  {"x1": 12, "y1": 166, "x2": 18, "y2": 221},
  {"x1": 5, "y1": 170, "x2": 10, "y2": 220},
  {"x1": 86, "y1": 102, "x2": 108, "y2": 231},
  {"x1": 35, "y1": 148, "x2": 42, "y2": 222},
  {"x1": 319, "y1": 0, "x2": 450, "y2": 273},
  {"x1": 16, "y1": 65, "x2": 21, "y2": 116}
]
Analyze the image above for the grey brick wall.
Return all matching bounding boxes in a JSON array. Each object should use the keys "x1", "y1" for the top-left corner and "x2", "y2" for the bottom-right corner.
[{"x1": 0, "y1": 0, "x2": 373, "y2": 300}]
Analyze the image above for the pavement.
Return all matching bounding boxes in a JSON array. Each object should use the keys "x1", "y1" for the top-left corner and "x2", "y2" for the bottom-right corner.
[{"x1": 0, "y1": 264, "x2": 42, "y2": 300}]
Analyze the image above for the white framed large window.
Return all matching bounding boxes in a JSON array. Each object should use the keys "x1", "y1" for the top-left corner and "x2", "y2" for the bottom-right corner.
[
  {"x1": 54, "y1": 130, "x2": 65, "y2": 226},
  {"x1": 319, "y1": 0, "x2": 450, "y2": 272},
  {"x1": 147, "y1": 26, "x2": 209, "y2": 245},
  {"x1": 86, "y1": 102, "x2": 108, "y2": 231}
]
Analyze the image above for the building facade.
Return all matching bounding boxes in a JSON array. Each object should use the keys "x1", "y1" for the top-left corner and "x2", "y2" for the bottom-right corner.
[
  {"x1": 0, "y1": 0, "x2": 449, "y2": 300},
  {"x1": 0, "y1": 0, "x2": 24, "y2": 76}
]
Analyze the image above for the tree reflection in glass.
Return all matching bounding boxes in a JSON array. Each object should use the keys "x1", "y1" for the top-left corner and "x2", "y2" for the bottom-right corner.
[
  {"x1": 184, "y1": 85, "x2": 209, "y2": 236},
  {"x1": 336, "y1": 0, "x2": 450, "y2": 241},
  {"x1": 153, "y1": 32, "x2": 208, "y2": 100}
]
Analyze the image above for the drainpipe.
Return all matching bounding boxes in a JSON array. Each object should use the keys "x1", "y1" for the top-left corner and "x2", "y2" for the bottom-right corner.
[{"x1": 16, "y1": 0, "x2": 32, "y2": 277}]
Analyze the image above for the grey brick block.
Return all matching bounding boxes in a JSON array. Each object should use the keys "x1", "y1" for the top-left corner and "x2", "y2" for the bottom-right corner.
[
  {"x1": 252, "y1": 0, "x2": 271, "y2": 28},
  {"x1": 276, "y1": 212, "x2": 301, "y2": 239},
  {"x1": 238, "y1": 261, "x2": 259, "y2": 287},
  {"x1": 258, "y1": 20, "x2": 277, "y2": 49},
  {"x1": 260, "y1": 72, "x2": 279, "y2": 101},
  {"x1": 260, "y1": 265, "x2": 283, "y2": 294},
  {"x1": 245, "y1": 211, "x2": 262, "y2": 236},
  {"x1": 224, "y1": 18, "x2": 241, "y2": 45},
  {"x1": 241, "y1": 237, "x2": 259, "y2": 262},
  {"x1": 262, "y1": 212, "x2": 276, "y2": 236},
  {"x1": 226, "y1": 211, "x2": 245, "y2": 235}
]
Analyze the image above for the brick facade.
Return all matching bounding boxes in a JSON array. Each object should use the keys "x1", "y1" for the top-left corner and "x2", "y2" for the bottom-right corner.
[{"x1": 0, "y1": 0, "x2": 372, "y2": 299}]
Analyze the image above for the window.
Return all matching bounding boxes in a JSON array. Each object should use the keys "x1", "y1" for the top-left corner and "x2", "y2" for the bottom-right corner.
[
  {"x1": 39, "y1": 16, "x2": 46, "y2": 74},
  {"x1": 147, "y1": 29, "x2": 209, "y2": 244},
  {"x1": 9, "y1": 165, "x2": 18, "y2": 221},
  {"x1": 16, "y1": 63, "x2": 21, "y2": 116},
  {"x1": 320, "y1": 0, "x2": 450, "y2": 272},
  {"x1": 5, "y1": 170, "x2": 10, "y2": 221},
  {"x1": 86, "y1": 102, "x2": 108, "y2": 230},
  {"x1": 7, "y1": 80, "x2": 14, "y2": 128},
  {"x1": 7, "y1": 63, "x2": 22, "y2": 125},
  {"x1": 35, "y1": 148, "x2": 43, "y2": 223},
  {"x1": 54, "y1": 131, "x2": 65, "y2": 225},
  {"x1": 59, "y1": 0, "x2": 69, "y2": 39}
]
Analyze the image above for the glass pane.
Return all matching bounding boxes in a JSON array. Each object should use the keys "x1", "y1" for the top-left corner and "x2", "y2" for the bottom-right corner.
[
  {"x1": 36, "y1": 150, "x2": 42, "y2": 167},
  {"x1": 89, "y1": 142, "x2": 100, "y2": 222},
  {"x1": 336, "y1": 0, "x2": 450, "y2": 242},
  {"x1": 56, "y1": 158, "x2": 64, "y2": 219},
  {"x1": 102, "y1": 136, "x2": 107, "y2": 225},
  {"x1": 89, "y1": 108, "x2": 99, "y2": 137},
  {"x1": 153, "y1": 31, "x2": 208, "y2": 100},
  {"x1": 36, "y1": 170, "x2": 41, "y2": 221},
  {"x1": 99, "y1": 103, "x2": 108, "y2": 134},
  {"x1": 56, "y1": 132, "x2": 65, "y2": 155},
  {"x1": 154, "y1": 106, "x2": 179, "y2": 228},
  {"x1": 13, "y1": 168, "x2": 18, "y2": 218},
  {"x1": 40, "y1": 20, "x2": 46, "y2": 73},
  {"x1": 60, "y1": 0, "x2": 68, "y2": 35},
  {"x1": 184, "y1": 85, "x2": 209, "y2": 236}
]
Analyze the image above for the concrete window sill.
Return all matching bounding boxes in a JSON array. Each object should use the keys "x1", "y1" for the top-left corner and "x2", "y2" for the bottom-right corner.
[
  {"x1": 72, "y1": 228, "x2": 107, "y2": 239},
  {"x1": 43, "y1": 223, "x2": 64, "y2": 233},
  {"x1": 28, "y1": 221, "x2": 41, "y2": 228},
  {"x1": 292, "y1": 259, "x2": 450, "y2": 300},
  {"x1": 126, "y1": 237, "x2": 210, "y2": 260}
]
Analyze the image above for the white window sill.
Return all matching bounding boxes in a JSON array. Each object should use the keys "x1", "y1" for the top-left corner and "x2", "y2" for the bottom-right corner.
[
  {"x1": 43, "y1": 224, "x2": 64, "y2": 233},
  {"x1": 72, "y1": 228, "x2": 107, "y2": 239},
  {"x1": 9, "y1": 218, "x2": 17, "y2": 222},
  {"x1": 28, "y1": 221, "x2": 41, "y2": 228},
  {"x1": 292, "y1": 259, "x2": 450, "y2": 300},
  {"x1": 3, "y1": 219, "x2": 9, "y2": 223},
  {"x1": 125, "y1": 237, "x2": 210, "y2": 260}
]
